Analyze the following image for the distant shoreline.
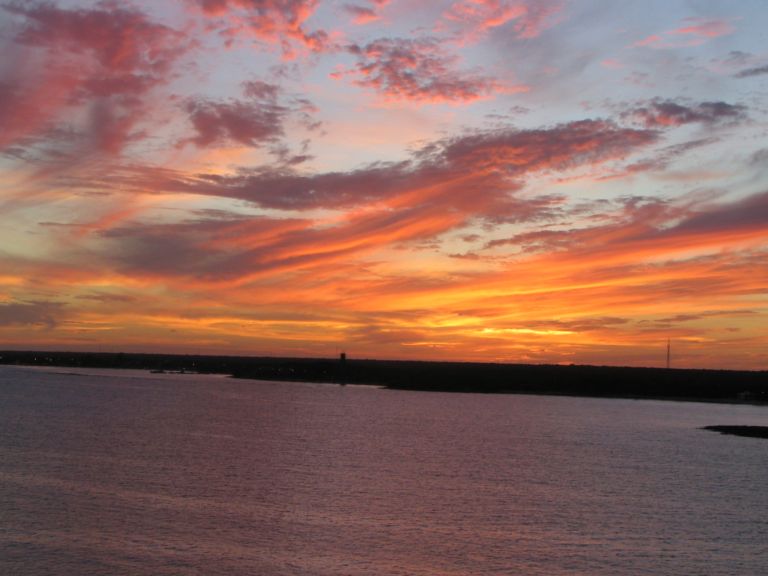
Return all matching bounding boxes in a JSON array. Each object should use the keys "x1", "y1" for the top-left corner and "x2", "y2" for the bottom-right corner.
[{"x1": 2, "y1": 350, "x2": 767, "y2": 406}]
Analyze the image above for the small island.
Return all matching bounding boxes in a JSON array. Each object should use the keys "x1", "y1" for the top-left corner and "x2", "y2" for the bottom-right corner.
[{"x1": 702, "y1": 425, "x2": 768, "y2": 439}]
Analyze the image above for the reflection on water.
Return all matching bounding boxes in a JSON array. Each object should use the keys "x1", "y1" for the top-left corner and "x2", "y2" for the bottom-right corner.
[{"x1": 1, "y1": 365, "x2": 767, "y2": 575}]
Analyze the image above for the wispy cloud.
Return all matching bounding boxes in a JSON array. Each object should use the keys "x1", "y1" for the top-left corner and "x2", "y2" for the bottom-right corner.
[{"x1": 440, "y1": 0, "x2": 566, "y2": 43}]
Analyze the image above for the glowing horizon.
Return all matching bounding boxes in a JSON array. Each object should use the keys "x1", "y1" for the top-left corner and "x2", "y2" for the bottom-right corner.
[{"x1": 1, "y1": 0, "x2": 767, "y2": 369}]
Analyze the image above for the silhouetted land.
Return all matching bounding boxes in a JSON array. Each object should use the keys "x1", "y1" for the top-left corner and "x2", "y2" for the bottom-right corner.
[{"x1": 1, "y1": 350, "x2": 767, "y2": 405}]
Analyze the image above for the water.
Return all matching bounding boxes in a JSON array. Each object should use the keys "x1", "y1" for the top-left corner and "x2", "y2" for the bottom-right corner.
[{"x1": 1, "y1": 365, "x2": 766, "y2": 575}]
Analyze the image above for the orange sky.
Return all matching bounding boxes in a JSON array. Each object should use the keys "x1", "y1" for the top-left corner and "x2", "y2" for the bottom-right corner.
[{"x1": 1, "y1": 1, "x2": 767, "y2": 369}]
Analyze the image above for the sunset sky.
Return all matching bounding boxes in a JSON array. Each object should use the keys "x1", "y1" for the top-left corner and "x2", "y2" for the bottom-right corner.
[{"x1": 1, "y1": 0, "x2": 767, "y2": 369}]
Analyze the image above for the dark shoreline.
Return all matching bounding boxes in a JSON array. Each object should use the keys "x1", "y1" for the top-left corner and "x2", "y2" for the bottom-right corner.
[{"x1": 1, "y1": 350, "x2": 767, "y2": 405}]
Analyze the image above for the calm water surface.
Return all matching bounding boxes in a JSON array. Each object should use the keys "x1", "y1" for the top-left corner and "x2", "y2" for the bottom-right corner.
[{"x1": 1, "y1": 365, "x2": 767, "y2": 575}]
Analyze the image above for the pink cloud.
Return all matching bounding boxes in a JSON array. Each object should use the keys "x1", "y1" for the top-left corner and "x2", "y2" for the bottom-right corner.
[
  {"x1": 0, "y1": 52, "x2": 82, "y2": 151},
  {"x1": 633, "y1": 34, "x2": 663, "y2": 48},
  {"x1": 672, "y1": 17, "x2": 736, "y2": 38},
  {"x1": 183, "y1": 0, "x2": 329, "y2": 57},
  {"x1": 511, "y1": 0, "x2": 566, "y2": 39},
  {"x1": 600, "y1": 58, "x2": 623, "y2": 69},
  {"x1": 344, "y1": 5, "x2": 379, "y2": 25},
  {"x1": 633, "y1": 17, "x2": 736, "y2": 49},
  {"x1": 9, "y1": 1, "x2": 188, "y2": 73},
  {"x1": 343, "y1": 2, "x2": 389, "y2": 25},
  {"x1": 0, "y1": 2, "x2": 192, "y2": 156}
]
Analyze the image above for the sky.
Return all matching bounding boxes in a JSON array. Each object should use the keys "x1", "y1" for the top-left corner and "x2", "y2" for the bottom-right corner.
[{"x1": 0, "y1": 0, "x2": 767, "y2": 369}]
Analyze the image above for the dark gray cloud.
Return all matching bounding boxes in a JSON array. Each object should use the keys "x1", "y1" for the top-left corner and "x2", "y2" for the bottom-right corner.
[
  {"x1": 735, "y1": 65, "x2": 768, "y2": 78},
  {"x1": 624, "y1": 99, "x2": 746, "y2": 128},
  {"x1": 181, "y1": 80, "x2": 318, "y2": 149},
  {"x1": 0, "y1": 300, "x2": 63, "y2": 329},
  {"x1": 669, "y1": 190, "x2": 768, "y2": 236}
]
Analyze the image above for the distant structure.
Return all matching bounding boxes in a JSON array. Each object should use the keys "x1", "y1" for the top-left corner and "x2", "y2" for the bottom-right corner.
[
  {"x1": 666, "y1": 339, "x2": 671, "y2": 369},
  {"x1": 339, "y1": 351, "x2": 347, "y2": 385}
]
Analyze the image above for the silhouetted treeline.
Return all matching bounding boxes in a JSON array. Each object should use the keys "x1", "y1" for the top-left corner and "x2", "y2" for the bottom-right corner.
[{"x1": 1, "y1": 350, "x2": 766, "y2": 404}]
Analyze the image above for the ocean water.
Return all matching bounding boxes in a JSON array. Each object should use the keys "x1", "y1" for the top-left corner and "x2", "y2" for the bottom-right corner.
[{"x1": 1, "y1": 365, "x2": 766, "y2": 575}]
